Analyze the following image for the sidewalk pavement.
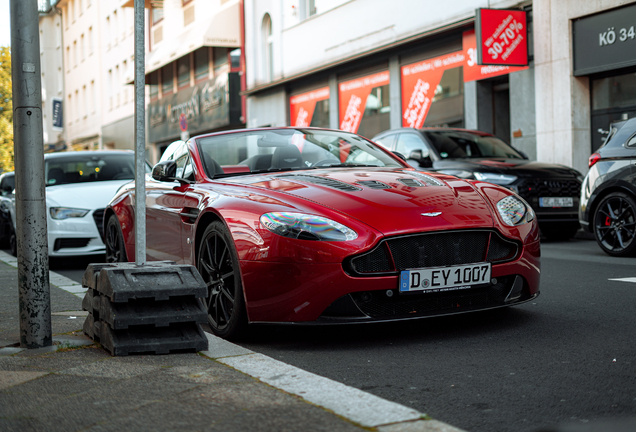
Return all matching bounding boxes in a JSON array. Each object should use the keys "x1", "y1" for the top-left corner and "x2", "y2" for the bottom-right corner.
[{"x1": 0, "y1": 256, "x2": 463, "y2": 432}]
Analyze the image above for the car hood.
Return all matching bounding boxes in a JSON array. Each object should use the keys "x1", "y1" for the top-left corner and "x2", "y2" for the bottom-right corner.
[
  {"x1": 238, "y1": 168, "x2": 495, "y2": 236},
  {"x1": 433, "y1": 158, "x2": 581, "y2": 178},
  {"x1": 46, "y1": 180, "x2": 132, "y2": 209}
]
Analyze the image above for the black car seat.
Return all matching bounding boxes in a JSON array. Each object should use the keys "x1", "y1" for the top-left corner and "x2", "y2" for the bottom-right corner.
[{"x1": 270, "y1": 146, "x2": 304, "y2": 169}]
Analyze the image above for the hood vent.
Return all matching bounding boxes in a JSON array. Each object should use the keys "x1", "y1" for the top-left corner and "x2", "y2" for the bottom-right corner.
[
  {"x1": 410, "y1": 172, "x2": 445, "y2": 186},
  {"x1": 397, "y1": 178, "x2": 424, "y2": 187},
  {"x1": 357, "y1": 180, "x2": 391, "y2": 189},
  {"x1": 276, "y1": 174, "x2": 362, "y2": 191}
]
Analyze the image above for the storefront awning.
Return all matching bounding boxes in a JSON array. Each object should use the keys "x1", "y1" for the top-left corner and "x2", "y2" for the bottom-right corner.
[{"x1": 144, "y1": 0, "x2": 241, "y2": 76}]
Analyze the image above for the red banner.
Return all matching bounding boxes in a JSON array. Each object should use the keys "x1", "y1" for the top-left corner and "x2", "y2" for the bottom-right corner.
[
  {"x1": 476, "y1": 9, "x2": 528, "y2": 66},
  {"x1": 463, "y1": 30, "x2": 527, "y2": 82},
  {"x1": 338, "y1": 71, "x2": 390, "y2": 133},
  {"x1": 401, "y1": 52, "x2": 464, "y2": 128},
  {"x1": 289, "y1": 87, "x2": 330, "y2": 127}
]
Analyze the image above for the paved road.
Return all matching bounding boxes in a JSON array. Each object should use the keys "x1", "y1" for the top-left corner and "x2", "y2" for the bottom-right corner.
[{"x1": 28, "y1": 237, "x2": 636, "y2": 432}]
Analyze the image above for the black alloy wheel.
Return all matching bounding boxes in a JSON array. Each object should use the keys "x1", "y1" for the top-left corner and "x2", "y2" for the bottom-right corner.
[
  {"x1": 594, "y1": 192, "x2": 636, "y2": 257},
  {"x1": 197, "y1": 221, "x2": 248, "y2": 340},
  {"x1": 105, "y1": 214, "x2": 128, "y2": 263}
]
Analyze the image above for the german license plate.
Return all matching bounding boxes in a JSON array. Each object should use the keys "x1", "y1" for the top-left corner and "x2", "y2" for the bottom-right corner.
[
  {"x1": 539, "y1": 197, "x2": 573, "y2": 208},
  {"x1": 399, "y1": 263, "x2": 491, "y2": 293}
]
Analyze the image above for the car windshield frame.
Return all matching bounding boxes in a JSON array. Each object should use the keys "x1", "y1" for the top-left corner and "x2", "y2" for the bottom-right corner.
[
  {"x1": 44, "y1": 153, "x2": 151, "y2": 187},
  {"x1": 422, "y1": 130, "x2": 524, "y2": 160},
  {"x1": 195, "y1": 128, "x2": 404, "y2": 179}
]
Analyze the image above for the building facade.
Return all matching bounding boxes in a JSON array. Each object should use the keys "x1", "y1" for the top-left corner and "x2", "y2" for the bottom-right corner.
[{"x1": 243, "y1": 0, "x2": 636, "y2": 174}]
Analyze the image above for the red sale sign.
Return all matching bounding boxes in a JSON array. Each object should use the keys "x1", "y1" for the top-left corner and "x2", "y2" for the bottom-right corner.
[
  {"x1": 476, "y1": 9, "x2": 528, "y2": 66},
  {"x1": 401, "y1": 52, "x2": 464, "y2": 128},
  {"x1": 289, "y1": 87, "x2": 329, "y2": 127},
  {"x1": 462, "y1": 30, "x2": 528, "y2": 82},
  {"x1": 339, "y1": 71, "x2": 390, "y2": 133}
]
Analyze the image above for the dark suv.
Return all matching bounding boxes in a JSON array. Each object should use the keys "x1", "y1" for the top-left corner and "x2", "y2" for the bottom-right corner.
[
  {"x1": 580, "y1": 118, "x2": 636, "y2": 256},
  {"x1": 373, "y1": 128, "x2": 583, "y2": 240}
]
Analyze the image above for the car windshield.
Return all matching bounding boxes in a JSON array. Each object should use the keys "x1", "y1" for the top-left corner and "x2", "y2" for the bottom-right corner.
[
  {"x1": 45, "y1": 153, "x2": 146, "y2": 186},
  {"x1": 422, "y1": 131, "x2": 524, "y2": 159},
  {"x1": 196, "y1": 128, "x2": 402, "y2": 178}
]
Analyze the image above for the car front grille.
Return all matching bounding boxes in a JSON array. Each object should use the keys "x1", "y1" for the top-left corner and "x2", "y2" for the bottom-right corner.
[
  {"x1": 347, "y1": 230, "x2": 518, "y2": 276},
  {"x1": 516, "y1": 178, "x2": 581, "y2": 200},
  {"x1": 54, "y1": 238, "x2": 91, "y2": 251},
  {"x1": 350, "y1": 276, "x2": 518, "y2": 318},
  {"x1": 93, "y1": 208, "x2": 105, "y2": 240}
]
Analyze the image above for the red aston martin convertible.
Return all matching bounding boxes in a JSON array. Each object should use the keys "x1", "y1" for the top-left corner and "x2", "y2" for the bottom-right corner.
[{"x1": 104, "y1": 128, "x2": 540, "y2": 339}]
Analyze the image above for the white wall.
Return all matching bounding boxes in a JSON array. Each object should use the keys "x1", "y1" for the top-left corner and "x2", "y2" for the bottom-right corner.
[{"x1": 533, "y1": 0, "x2": 635, "y2": 174}]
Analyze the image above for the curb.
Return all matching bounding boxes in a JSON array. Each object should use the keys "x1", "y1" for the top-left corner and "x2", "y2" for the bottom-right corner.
[{"x1": 0, "y1": 250, "x2": 465, "y2": 432}]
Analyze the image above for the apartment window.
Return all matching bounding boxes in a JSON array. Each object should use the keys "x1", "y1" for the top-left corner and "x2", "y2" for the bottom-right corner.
[
  {"x1": 63, "y1": 7, "x2": 68, "y2": 29},
  {"x1": 88, "y1": 27, "x2": 93, "y2": 55},
  {"x1": 75, "y1": 90, "x2": 79, "y2": 121},
  {"x1": 184, "y1": 4, "x2": 195, "y2": 26},
  {"x1": 73, "y1": 41, "x2": 77, "y2": 67},
  {"x1": 67, "y1": 94, "x2": 72, "y2": 126},
  {"x1": 82, "y1": 85, "x2": 87, "y2": 118},
  {"x1": 90, "y1": 80, "x2": 96, "y2": 113},
  {"x1": 152, "y1": 7, "x2": 164, "y2": 24},
  {"x1": 182, "y1": 0, "x2": 193, "y2": 4},
  {"x1": 177, "y1": 56, "x2": 190, "y2": 88},
  {"x1": 66, "y1": 46, "x2": 70, "y2": 71},
  {"x1": 261, "y1": 14, "x2": 273, "y2": 81},
  {"x1": 115, "y1": 65, "x2": 120, "y2": 107},
  {"x1": 113, "y1": 10, "x2": 118, "y2": 45},
  {"x1": 194, "y1": 47, "x2": 209, "y2": 81},
  {"x1": 57, "y1": 67, "x2": 63, "y2": 93},
  {"x1": 80, "y1": 34, "x2": 85, "y2": 61},
  {"x1": 213, "y1": 48, "x2": 228, "y2": 76},
  {"x1": 78, "y1": 0, "x2": 83, "y2": 15},
  {"x1": 161, "y1": 64, "x2": 174, "y2": 95},
  {"x1": 70, "y1": 0, "x2": 75, "y2": 22},
  {"x1": 108, "y1": 69, "x2": 113, "y2": 110}
]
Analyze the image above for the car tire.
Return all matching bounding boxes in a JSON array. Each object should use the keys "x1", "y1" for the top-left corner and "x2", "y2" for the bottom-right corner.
[
  {"x1": 593, "y1": 192, "x2": 636, "y2": 257},
  {"x1": 105, "y1": 214, "x2": 128, "y2": 263},
  {"x1": 197, "y1": 220, "x2": 248, "y2": 340},
  {"x1": 540, "y1": 222, "x2": 580, "y2": 242},
  {"x1": 9, "y1": 226, "x2": 16, "y2": 257}
]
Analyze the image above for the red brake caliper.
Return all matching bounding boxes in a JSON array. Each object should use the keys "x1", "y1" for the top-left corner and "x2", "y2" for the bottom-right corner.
[{"x1": 605, "y1": 216, "x2": 612, "y2": 226}]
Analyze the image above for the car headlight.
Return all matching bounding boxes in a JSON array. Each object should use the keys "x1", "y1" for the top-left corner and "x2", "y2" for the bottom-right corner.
[
  {"x1": 260, "y1": 212, "x2": 358, "y2": 241},
  {"x1": 496, "y1": 195, "x2": 535, "y2": 226},
  {"x1": 49, "y1": 207, "x2": 90, "y2": 220},
  {"x1": 474, "y1": 172, "x2": 518, "y2": 185}
]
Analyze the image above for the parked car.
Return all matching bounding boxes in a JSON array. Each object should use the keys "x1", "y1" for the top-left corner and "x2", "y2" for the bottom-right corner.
[
  {"x1": 579, "y1": 118, "x2": 636, "y2": 257},
  {"x1": 105, "y1": 127, "x2": 540, "y2": 340},
  {"x1": 372, "y1": 128, "x2": 584, "y2": 241},
  {"x1": 0, "y1": 171, "x2": 16, "y2": 254}
]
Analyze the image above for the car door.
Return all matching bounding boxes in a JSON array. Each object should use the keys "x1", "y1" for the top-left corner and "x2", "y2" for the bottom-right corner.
[{"x1": 145, "y1": 142, "x2": 188, "y2": 262}]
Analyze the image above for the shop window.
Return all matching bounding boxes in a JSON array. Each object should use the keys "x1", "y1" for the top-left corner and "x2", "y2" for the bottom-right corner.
[
  {"x1": 592, "y1": 72, "x2": 636, "y2": 110},
  {"x1": 177, "y1": 56, "x2": 190, "y2": 88},
  {"x1": 161, "y1": 64, "x2": 174, "y2": 95},
  {"x1": 311, "y1": 99, "x2": 330, "y2": 128},
  {"x1": 214, "y1": 47, "x2": 228, "y2": 76},
  {"x1": 194, "y1": 47, "x2": 209, "y2": 81},
  {"x1": 358, "y1": 84, "x2": 390, "y2": 139},
  {"x1": 424, "y1": 66, "x2": 464, "y2": 128},
  {"x1": 230, "y1": 48, "x2": 241, "y2": 70},
  {"x1": 152, "y1": 7, "x2": 164, "y2": 24},
  {"x1": 148, "y1": 71, "x2": 159, "y2": 99}
]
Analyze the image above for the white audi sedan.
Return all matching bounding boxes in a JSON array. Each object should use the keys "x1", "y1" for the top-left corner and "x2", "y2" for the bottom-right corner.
[{"x1": 44, "y1": 151, "x2": 148, "y2": 257}]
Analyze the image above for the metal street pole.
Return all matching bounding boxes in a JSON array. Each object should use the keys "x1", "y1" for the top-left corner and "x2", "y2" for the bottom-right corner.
[
  {"x1": 10, "y1": 0, "x2": 52, "y2": 348},
  {"x1": 134, "y1": 0, "x2": 146, "y2": 265}
]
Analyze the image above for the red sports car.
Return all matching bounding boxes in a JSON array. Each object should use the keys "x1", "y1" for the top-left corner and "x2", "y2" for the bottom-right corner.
[{"x1": 104, "y1": 128, "x2": 540, "y2": 340}]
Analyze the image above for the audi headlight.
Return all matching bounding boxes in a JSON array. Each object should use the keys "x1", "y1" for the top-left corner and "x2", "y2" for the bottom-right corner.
[
  {"x1": 260, "y1": 212, "x2": 358, "y2": 241},
  {"x1": 496, "y1": 195, "x2": 535, "y2": 226},
  {"x1": 49, "y1": 207, "x2": 89, "y2": 220},
  {"x1": 474, "y1": 172, "x2": 518, "y2": 185}
]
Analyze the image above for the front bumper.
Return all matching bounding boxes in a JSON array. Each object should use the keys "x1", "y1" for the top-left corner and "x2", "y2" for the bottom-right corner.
[
  {"x1": 241, "y1": 239, "x2": 540, "y2": 323},
  {"x1": 47, "y1": 210, "x2": 105, "y2": 257}
]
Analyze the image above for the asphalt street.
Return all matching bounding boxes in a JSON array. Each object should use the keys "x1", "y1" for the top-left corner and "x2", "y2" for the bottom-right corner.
[{"x1": 31, "y1": 237, "x2": 636, "y2": 432}]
